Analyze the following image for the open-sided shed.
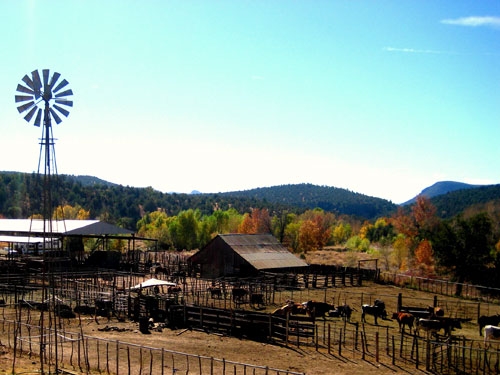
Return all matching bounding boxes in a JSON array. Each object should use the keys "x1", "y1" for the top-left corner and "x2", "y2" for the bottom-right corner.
[{"x1": 188, "y1": 233, "x2": 308, "y2": 278}]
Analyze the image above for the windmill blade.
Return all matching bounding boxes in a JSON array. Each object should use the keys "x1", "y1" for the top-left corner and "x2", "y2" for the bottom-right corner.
[
  {"x1": 24, "y1": 106, "x2": 38, "y2": 122},
  {"x1": 16, "y1": 84, "x2": 35, "y2": 95},
  {"x1": 49, "y1": 108, "x2": 62, "y2": 124},
  {"x1": 55, "y1": 89, "x2": 73, "y2": 98},
  {"x1": 17, "y1": 101, "x2": 35, "y2": 113},
  {"x1": 34, "y1": 109, "x2": 43, "y2": 127},
  {"x1": 15, "y1": 95, "x2": 33, "y2": 103},
  {"x1": 53, "y1": 104, "x2": 70, "y2": 117},
  {"x1": 53, "y1": 79, "x2": 69, "y2": 93},
  {"x1": 42, "y1": 69, "x2": 50, "y2": 88},
  {"x1": 22, "y1": 74, "x2": 35, "y2": 90},
  {"x1": 49, "y1": 72, "x2": 61, "y2": 88},
  {"x1": 31, "y1": 70, "x2": 42, "y2": 99},
  {"x1": 55, "y1": 99, "x2": 73, "y2": 107}
]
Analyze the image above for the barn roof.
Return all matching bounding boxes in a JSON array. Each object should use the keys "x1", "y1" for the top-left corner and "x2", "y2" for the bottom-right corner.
[{"x1": 216, "y1": 233, "x2": 308, "y2": 270}]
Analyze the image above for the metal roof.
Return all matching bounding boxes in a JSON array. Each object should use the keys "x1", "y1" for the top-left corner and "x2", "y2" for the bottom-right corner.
[
  {"x1": 0, "y1": 219, "x2": 134, "y2": 237},
  {"x1": 219, "y1": 234, "x2": 308, "y2": 270}
]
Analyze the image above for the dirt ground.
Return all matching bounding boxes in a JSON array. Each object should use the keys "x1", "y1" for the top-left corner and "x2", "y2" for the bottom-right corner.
[
  {"x1": 0, "y1": 249, "x2": 494, "y2": 374},
  {"x1": 0, "y1": 279, "x2": 490, "y2": 375}
]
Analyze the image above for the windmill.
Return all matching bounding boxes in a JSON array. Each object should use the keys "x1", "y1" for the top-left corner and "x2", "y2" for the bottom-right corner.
[
  {"x1": 15, "y1": 69, "x2": 73, "y2": 229},
  {"x1": 14, "y1": 69, "x2": 73, "y2": 375}
]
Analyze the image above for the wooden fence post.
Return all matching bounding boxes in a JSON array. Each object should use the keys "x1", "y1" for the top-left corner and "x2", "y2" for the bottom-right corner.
[
  {"x1": 116, "y1": 340, "x2": 119, "y2": 375},
  {"x1": 375, "y1": 331, "x2": 379, "y2": 362},
  {"x1": 392, "y1": 336, "x2": 395, "y2": 365},
  {"x1": 327, "y1": 324, "x2": 331, "y2": 355}
]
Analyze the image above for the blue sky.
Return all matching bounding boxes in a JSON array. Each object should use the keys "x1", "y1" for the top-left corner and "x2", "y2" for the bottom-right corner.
[{"x1": 1, "y1": 1, "x2": 499, "y2": 204}]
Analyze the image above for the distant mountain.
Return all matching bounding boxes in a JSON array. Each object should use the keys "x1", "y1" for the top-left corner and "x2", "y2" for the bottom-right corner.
[
  {"x1": 1, "y1": 172, "x2": 497, "y2": 223},
  {"x1": 401, "y1": 181, "x2": 481, "y2": 206},
  {"x1": 430, "y1": 184, "x2": 500, "y2": 219},
  {"x1": 218, "y1": 183, "x2": 397, "y2": 219},
  {"x1": 64, "y1": 174, "x2": 119, "y2": 188}
]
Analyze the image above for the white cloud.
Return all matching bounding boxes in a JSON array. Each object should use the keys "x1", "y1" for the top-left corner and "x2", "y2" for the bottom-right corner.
[
  {"x1": 441, "y1": 16, "x2": 500, "y2": 28},
  {"x1": 383, "y1": 47, "x2": 454, "y2": 55}
]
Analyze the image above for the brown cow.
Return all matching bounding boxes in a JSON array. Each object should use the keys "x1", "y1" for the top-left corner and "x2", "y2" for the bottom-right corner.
[
  {"x1": 272, "y1": 301, "x2": 307, "y2": 316},
  {"x1": 392, "y1": 311, "x2": 415, "y2": 333}
]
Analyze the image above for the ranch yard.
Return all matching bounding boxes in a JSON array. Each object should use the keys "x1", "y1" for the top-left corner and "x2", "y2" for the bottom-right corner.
[{"x1": 1, "y1": 279, "x2": 499, "y2": 375}]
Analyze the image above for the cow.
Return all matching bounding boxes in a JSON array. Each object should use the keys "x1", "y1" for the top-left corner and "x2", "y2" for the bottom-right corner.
[
  {"x1": 328, "y1": 304, "x2": 353, "y2": 321},
  {"x1": 207, "y1": 287, "x2": 222, "y2": 299},
  {"x1": 478, "y1": 314, "x2": 500, "y2": 336},
  {"x1": 392, "y1": 311, "x2": 415, "y2": 333},
  {"x1": 304, "y1": 300, "x2": 335, "y2": 320},
  {"x1": 483, "y1": 325, "x2": 500, "y2": 347},
  {"x1": 231, "y1": 288, "x2": 248, "y2": 304},
  {"x1": 272, "y1": 301, "x2": 307, "y2": 316},
  {"x1": 361, "y1": 299, "x2": 387, "y2": 325},
  {"x1": 168, "y1": 286, "x2": 182, "y2": 294},
  {"x1": 428, "y1": 306, "x2": 445, "y2": 317},
  {"x1": 416, "y1": 317, "x2": 462, "y2": 337},
  {"x1": 250, "y1": 293, "x2": 264, "y2": 308}
]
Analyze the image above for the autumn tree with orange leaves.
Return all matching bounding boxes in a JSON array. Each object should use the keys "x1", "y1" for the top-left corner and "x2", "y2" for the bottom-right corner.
[{"x1": 238, "y1": 208, "x2": 271, "y2": 234}]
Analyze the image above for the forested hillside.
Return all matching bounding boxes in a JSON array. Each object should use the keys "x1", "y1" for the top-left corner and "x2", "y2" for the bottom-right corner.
[
  {"x1": 219, "y1": 183, "x2": 397, "y2": 219},
  {"x1": 0, "y1": 172, "x2": 292, "y2": 228},
  {"x1": 430, "y1": 184, "x2": 500, "y2": 219},
  {"x1": 402, "y1": 181, "x2": 481, "y2": 205},
  {"x1": 1, "y1": 172, "x2": 498, "y2": 228}
]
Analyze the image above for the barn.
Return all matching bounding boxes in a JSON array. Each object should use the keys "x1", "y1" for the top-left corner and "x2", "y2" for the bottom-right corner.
[{"x1": 188, "y1": 233, "x2": 308, "y2": 278}]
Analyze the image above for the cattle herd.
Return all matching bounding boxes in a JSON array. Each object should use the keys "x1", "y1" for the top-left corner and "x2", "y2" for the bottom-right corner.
[{"x1": 263, "y1": 293, "x2": 500, "y2": 345}]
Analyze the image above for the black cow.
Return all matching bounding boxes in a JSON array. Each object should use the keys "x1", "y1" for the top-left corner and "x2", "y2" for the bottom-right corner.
[
  {"x1": 416, "y1": 317, "x2": 462, "y2": 337},
  {"x1": 232, "y1": 288, "x2": 248, "y2": 304},
  {"x1": 328, "y1": 304, "x2": 353, "y2": 321},
  {"x1": 250, "y1": 293, "x2": 264, "y2": 308},
  {"x1": 361, "y1": 300, "x2": 387, "y2": 325},
  {"x1": 304, "y1": 300, "x2": 335, "y2": 319},
  {"x1": 478, "y1": 314, "x2": 500, "y2": 336},
  {"x1": 207, "y1": 287, "x2": 222, "y2": 299}
]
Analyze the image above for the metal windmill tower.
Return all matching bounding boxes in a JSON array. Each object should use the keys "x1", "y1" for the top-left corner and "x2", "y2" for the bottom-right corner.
[
  {"x1": 15, "y1": 69, "x2": 74, "y2": 231},
  {"x1": 15, "y1": 69, "x2": 73, "y2": 375}
]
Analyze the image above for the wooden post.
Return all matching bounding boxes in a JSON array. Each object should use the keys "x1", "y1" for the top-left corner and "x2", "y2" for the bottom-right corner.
[
  {"x1": 127, "y1": 347, "x2": 131, "y2": 375},
  {"x1": 315, "y1": 325, "x2": 318, "y2": 351},
  {"x1": 338, "y1": 328, "x2": 342, "y2": 357},
  {"x1": 328, "y1": 324, "x2": 331, "y2": 355},
  {"x1": 116, "y1": 340, "x2": 119, "y2": 375},
  {"x1": 375, "y1": 331, "x2": 379, "y2": 362},
  {"x1": 161, "y1": 348, "x2": 164, "y2": 375},
  {"x1": 392, "y1": 336, "x2": 395, "y2": 365},
  {"x1": 414, "y1": 335, "x2": 419, "y2": 369}
]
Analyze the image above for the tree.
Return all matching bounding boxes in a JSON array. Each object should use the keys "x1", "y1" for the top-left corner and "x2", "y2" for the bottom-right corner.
[
  {"x1": 53, "y1": 204, "x2": 90, "y2": 220},
  {"x1": 237, "y1": 208, "x2": 271, "y2": 234},
  {"x1": 431, "y1": 213, "x2": 495, "y2": 294},
  {"x1": 298, "y1": 220, "x2": 318, "y2": 253},
  {"x1": 332, "y1": 222, "x2": 352, "y2": 244},
  {"x1": 170, "y1": 209, "x2": 200, "y2": 250},
  {"x1": 299, "y1": 209, "x2": 335, "y2": 249},
  {"x1": 414, "y1": 239, "x2": 434, "y2": 276}
]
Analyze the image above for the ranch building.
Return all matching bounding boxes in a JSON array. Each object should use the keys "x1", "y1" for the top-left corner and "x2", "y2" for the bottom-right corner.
[{"x1": 188, "y1": 233, "x2": 308, "y2": 278}]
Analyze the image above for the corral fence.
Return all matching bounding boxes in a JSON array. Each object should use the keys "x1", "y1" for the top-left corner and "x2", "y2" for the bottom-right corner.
[
  {"x1": 1, "y1": 319, "x2": 306, "y2": 375},
  {"x1": 380, "y1": 272, "x2": 500, "y2": 304}
]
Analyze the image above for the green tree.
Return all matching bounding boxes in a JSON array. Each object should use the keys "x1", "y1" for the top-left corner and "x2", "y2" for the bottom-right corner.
[{"x1": 432, "y1": 213, "x2": 495, "y2": 294}]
